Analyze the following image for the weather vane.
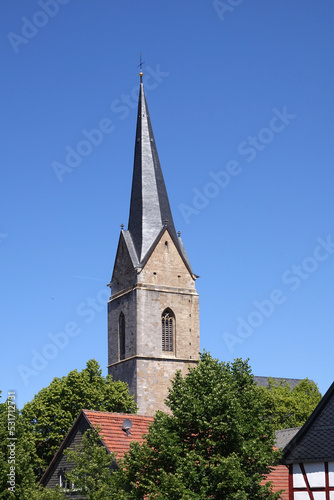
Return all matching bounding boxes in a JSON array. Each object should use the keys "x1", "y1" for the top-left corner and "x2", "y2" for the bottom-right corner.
[{"x1": 137, "y1": 52, "x2": 145, "y2": 81}]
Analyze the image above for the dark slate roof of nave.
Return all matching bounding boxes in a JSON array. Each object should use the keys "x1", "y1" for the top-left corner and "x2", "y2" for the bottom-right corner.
[
  {"x1": 253, "y1": 376, "x2": 306, "y2": 389},
  {"x1": 275, "y1": 427, "x2": 301, "y2": 450}
]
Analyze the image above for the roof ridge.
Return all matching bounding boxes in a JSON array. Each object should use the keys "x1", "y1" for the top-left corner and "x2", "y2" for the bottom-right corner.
[{"x1": 83, "y1": 409, "x2": 154, "y2": 419}]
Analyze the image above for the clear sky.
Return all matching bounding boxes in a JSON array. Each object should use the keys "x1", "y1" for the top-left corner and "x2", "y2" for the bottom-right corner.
[{"x1": 1, "y1": 0, "x2": 334, "y2": 409}]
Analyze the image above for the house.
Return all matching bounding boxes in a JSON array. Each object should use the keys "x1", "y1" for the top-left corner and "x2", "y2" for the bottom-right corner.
[
  {"x1": 281, "y1": 381, "x2": 334, "y2": 499},
  {"x1": 40, "y1": 410, "x2": 153, "y2": 492},
  {"x1": 264, "y1": 381, "x2": 334, "y2": 499}
]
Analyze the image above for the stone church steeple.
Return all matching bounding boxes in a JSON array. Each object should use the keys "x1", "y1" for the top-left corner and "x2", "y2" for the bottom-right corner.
[{"x1": 107, "y1": 72, "x2": 200, "y2": 415}]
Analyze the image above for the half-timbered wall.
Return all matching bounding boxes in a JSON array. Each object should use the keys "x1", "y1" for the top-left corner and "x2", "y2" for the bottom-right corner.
[{"x1": 290, "y1": 462, "x2": 334, "y2": 499}]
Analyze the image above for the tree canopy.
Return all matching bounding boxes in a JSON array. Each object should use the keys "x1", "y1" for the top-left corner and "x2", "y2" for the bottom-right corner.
[
  {"x1": 259, "y1": 377, "x2": 321, "y2": 430},
  {"x1": 111, "y1": 353, "x2": 281, "y2": 499},
  {"x1": 1, "y1": 356, "x2": 323, "y2": 497},
  {"x1": 21, "y1": 359, "x2": 136, "y2": 478}
]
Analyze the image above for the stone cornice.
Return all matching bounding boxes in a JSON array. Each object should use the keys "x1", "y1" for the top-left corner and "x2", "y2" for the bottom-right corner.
[
  {"x1": 109, "y1": 283, "x2": 198, "y2": 302},
  {"x1": 107, "y1": 355, "x2": 199, "y2": 369}
]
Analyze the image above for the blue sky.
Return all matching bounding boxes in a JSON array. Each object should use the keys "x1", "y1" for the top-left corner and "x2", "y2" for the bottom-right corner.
[{"x1": 1, "y1": 0, "x2": 334, "y2": 409}]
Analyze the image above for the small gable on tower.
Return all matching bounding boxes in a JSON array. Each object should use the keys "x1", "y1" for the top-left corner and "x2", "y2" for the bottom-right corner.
[
  {"x1": 140, "y1": 226, "x2": 197, "y2": 290},
  {"x1": 110, "y1": 231, "x2": 138, "y2": 296}
]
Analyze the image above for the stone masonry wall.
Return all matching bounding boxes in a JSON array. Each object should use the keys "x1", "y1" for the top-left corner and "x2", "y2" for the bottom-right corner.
[
  {"x1": 108, "y1": 289, "x2": 137, "y2": 366},
  {"x1": 136, "y1": 232, "x2": 199, "y2": 360},
  {"x1": 136, "y1": 287, "x2": 199, "y2": 360},
  {"x1": 139, "y1": 231, "x2": 196, "y2": 290},
  {"x1": 136, "y1": 358, "x2": 198, "y2": 415},
  {"x1": 108, "y1": 230, "x2": 200, "y2": 415},
  {"x1": 108, "y1": 357, "x2": 137, "y2": 403}
]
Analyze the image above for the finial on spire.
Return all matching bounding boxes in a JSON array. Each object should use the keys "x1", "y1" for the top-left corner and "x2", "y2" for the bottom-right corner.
[
  {"x1": 138, "y1": 52, "x2": 145, "y2": 82},
  {"x1": 120, "y1": 223, "x2": 124, "y2": 230},
  {"x1": 177, "y1": 231, "x2": 181, "y2": 238}
]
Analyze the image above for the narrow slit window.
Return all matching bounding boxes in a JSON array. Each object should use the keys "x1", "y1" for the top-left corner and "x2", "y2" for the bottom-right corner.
[
  {"x1": 162, "y1": 308, "x2": 174, "y2": 352},
  {"x1": 119, "y1": 312, "x2": 125, "y2": 360}
]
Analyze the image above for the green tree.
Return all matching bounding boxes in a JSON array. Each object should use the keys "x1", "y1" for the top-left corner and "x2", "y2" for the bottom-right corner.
[
  {"x1": 111, "y1": 353, "x2": 281, "y2": 500},
  {"x1": 20, "y1": 485, "x2": 67, "y2": 500},
  {"x1": 259, "y1": 377, "x2": 321, "y2": 430},
  {"x1": 64, "y1": 426, "x2": 116, "y2": 499},
  {"x1": 21, "y1": 359, "x2": 137, "y2": 479}
]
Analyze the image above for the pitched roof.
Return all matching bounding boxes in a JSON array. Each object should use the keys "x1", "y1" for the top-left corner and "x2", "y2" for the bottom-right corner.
[
  {"x1": 83, "y1": 410, "x2": 153, "y2": 458},
  {"x1": 39, "y1": 411, "x2": 154, "y2": 485},
  {"x1": 275, "y1": 427, "x2": 301, "y2": 450},
  {"x1": 254, "y1": 376, "x2": 306, "y2": 389},
  {"x1": 282, "y1": 381, "x2": 334, "y2": 463},
  {"x1": 127, "y1": 79, "x2": 179, "y2": 264}
]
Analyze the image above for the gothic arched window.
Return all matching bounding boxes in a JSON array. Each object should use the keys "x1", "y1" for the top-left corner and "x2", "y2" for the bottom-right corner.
[
  {"x1": 119, "y1": 312, "x2": 125, "y2": 360},
  {"x1": 162, "y1": 308, "x2": 174, "y2": 353}
]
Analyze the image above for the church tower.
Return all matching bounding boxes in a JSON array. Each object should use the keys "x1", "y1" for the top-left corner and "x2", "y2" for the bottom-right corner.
[{"x1": 107, "y1": 71, "x2": 200, "y2": 415}]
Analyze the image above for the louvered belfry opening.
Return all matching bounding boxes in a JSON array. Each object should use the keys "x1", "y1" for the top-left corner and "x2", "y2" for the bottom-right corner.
[
  {"x1": 162, "y1": 308, "x2": 174, "y2": 353},
  {"x1": 119, "y1": 312, "x2": 125, "y2": 360}
]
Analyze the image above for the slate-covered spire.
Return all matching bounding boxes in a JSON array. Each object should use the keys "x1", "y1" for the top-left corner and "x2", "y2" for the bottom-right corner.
[{"x1": 128, "y1": 76, "x2": 177, "y2": 263}]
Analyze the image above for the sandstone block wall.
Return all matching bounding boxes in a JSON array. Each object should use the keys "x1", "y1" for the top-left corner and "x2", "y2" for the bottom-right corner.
[
  {"x1": 136, "y1": 357, "x2": 198, "y2": 415},
  {"x1": 108, "y1": 229, "x2": 200, "y2": 415}
]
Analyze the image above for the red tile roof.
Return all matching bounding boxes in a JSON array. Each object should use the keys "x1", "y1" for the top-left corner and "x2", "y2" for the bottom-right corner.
[{"x1": 83, "y1": 410, "x2": 154, "y2": 458}]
